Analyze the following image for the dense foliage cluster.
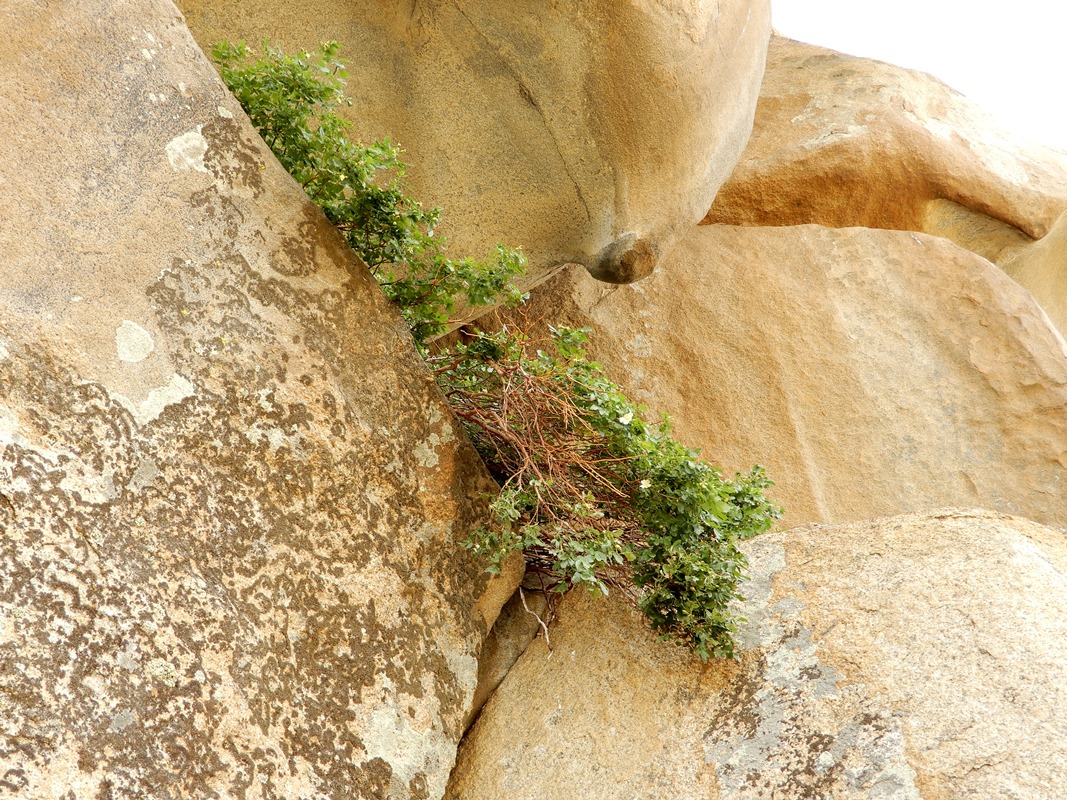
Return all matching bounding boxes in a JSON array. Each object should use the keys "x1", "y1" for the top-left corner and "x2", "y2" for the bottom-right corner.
[
  {"x1": 430, "y1": 326, "x2": 779, "y2": 658},
  {"x1": 213, "y1": 41, "x2": 524, "y2": 346},
  {"x1": 214, "y1": 40, "x2": 780, "y2": 659}
]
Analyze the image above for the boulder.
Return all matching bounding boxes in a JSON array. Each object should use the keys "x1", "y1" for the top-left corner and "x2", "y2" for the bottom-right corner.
[
  {"x1": 703, "y1": 37, "x2": 1067, "y2": 263},
  {"x1": 465, "y1": 588, "x2": 547, "y2": 731},
  {"x1": 1002, "y1": 209, "x2": 1067, "y2": 337},
  {"x1": 176, "y1": 0, "x2": 771, "y2": 287},
  {"x1": 447, "y1": 509, "x2": 1067, "y2": 800},
  {"x1": 0, "y1": 1, "x2": 517, "y2": 797},
  {"x1": 503, "y1": 224, "x2": 1067, "y2": 529}
]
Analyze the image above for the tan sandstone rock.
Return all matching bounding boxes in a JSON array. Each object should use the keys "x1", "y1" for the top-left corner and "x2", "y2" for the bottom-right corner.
[
  {"x1": 0, "y1": 1, "x2": 516, "y2": 797},
  {"x1": 176, "y1": 0, "x2": 771, "y2": 287},
  {"x1": 703, "y1": 37, "x2": 1067, "y2": 262},
  {"x1": 447, "y1": 509, "x2": 1067, "y2": 800},
  {"x1": 1002, "y1": 210, "x2": 1067, "y2": 337},
  {"x1": 504, "y1": 225, "x2": 1067, "y2": 529}
]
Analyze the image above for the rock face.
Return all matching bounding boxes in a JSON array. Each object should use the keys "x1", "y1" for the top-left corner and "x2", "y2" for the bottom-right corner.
[
  {"x1": 176, "y1": 0, "x2": 771, "y2": 287},
  {"x1": 1003, "y1": 209, "x2": 1067, "y2": 337},
  {"x1": 464, "y1": 588, "x2": 547, "y2": 731},
  {"x1": 703, "y1": 37, "x2": 1067, "y2": 263},
  {"x1": 507, "y1": 225, "x2": 1067, "y2": 529},
  {"x1": 447, "y1": 509, "x2": 1067, "y2": 800},
  {"x1": 0, "y1": 1, "x2": 516, "y2": 797}
]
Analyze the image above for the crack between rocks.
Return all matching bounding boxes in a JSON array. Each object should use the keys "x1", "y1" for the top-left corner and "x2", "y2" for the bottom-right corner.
[{"x1": 448, "y1": 2, "x2": 593, "y2": 223}]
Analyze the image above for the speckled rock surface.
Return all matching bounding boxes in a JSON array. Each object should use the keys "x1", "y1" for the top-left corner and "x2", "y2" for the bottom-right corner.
[
  {"x1": 446, "y1": 509, "x2": 1067, "y2": 800},
  {"x1": 703, "y1": 37, "x2": 1067, "y2": 262},
  {"x1": 0, "y1": 1, "x2": 516, "y2": 797},
  {"x1": 177, "y1": 0, "x2": 770, "y2": 288},
  {"x1": 503, "y1": 225, "x2": 1067, "y2": 529}
]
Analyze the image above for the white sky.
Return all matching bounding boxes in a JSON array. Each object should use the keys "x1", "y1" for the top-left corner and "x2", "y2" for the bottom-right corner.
[{"x1": 771, "y1": 0, "x2": 1067, "y2": 153}]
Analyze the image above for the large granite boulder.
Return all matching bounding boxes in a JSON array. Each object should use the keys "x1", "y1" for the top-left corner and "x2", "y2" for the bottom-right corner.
[
  {"x1": 447, "y1": 509, "x2": 1067, "y2": 799},
  {"x1": 504, "y1": 224, "x2": 1067, "y2": 529},
  {"x1": 177, "y1": 0, "x2": 771, "y2": 287},
  {"x1": 0, "y1": 1, "x2": 518, "y2": 797},
  {"x1": 704, "y1": 37, "x2": 1067, "y2": 265},
  {"x1": 1002, "y1": 209, "x2": 1067, "y2": 337}
]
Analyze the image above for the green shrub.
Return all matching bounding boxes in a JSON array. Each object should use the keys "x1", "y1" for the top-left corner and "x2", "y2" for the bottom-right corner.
[
  {"x1": 214, "y1": 40, "x2": 780, "y2": 659},
  {"x1": 212, "y1": 40, "x2": 524, "y2": 347},
  {"x1": 430, "y1": 325, "x2": 779, "y2": 660}
]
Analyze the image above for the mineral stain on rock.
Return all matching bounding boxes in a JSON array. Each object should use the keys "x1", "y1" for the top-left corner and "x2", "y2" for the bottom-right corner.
[{"x1": 0, "y1": 1, "x2": 514, "y2": 797}]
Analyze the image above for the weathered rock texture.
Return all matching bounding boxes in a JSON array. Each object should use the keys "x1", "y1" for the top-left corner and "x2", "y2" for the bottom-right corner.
[
  {"x1": 177, "y1": 0, "x2": 771, "y2": 287},
  {"x1": 447, "y1": 509, "x2": 1067, "y2": 800},
  {"x1": 0, "y1": 1, "x2": 517, "y2": 797},
  {"x1": 703, "y1": 37, "x2": 1067, "y2": 264},
  {"x1": 1003, "y1": 209, "x2": 1067, "y2": 337},
  {"x1": 506, "y1": 225, "x2": 1067, "y2": 529}
]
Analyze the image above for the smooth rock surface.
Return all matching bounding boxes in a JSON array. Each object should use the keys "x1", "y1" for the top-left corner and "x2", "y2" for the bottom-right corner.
[
  {"x1": 1003, "y1": 209, "x2": 1067, "y2": 337},
  {"x1": 465, "y1": 588, "x2": 547, "y2": 731},
  {"x1": 504, "y1": 225, "x2": 1067, "y2": 529},
  {"x1": 0, "y1": 1, "x2": 515, "y2": 797},
  {"x1": 447, "y1": 509, "x2": 1067, "y2": 800},
  {"x1": 704, "y1": 37, "x2": 1067, "y2": 261},
  {"x1": 178, "y1": 0, "x2": 771, "y2": 288}
]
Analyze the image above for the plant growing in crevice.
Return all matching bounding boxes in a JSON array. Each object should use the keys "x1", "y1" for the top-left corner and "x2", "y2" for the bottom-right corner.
[
  {"x1": 212, "y1": 40, "x2": 524, "y2": 347},
  {"x1": 429, "y1": 323, "x2": 779, "y2": 659},
  {"x1": 214, "y1": 40, "x2": 780, "y2": 659}
]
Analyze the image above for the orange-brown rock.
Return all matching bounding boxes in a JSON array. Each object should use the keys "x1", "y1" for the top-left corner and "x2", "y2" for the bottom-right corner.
[
  {"x1": 508, "y1": 225, "x2": 1067, "y2": 529},
  {"x1": 704, "y1": 37, "x2": 1067, "y2": 261},
  {"x1": 177, "y1": 0, "x2": 771, "y2": 287},
  {"x1": 0, "y1": 1, "x2": 517, "y2": 797},
  {"x1": 447, "y1": 510, "x2": 1067, "y2": 800}
]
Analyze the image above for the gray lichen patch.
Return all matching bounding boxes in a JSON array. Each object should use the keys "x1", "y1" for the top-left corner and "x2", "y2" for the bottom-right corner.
[
  {"x1": 110, "y1": 372, "x2": 196, "y2": 427},
  {"x1": 165, "y1": 127, "x2": 211, "y2": 173},
  {"x1": 0, "y1": 1, "x2": 513, "y2": 797},
  {"x1": 413, "y1": 433, "x2": 445, "y2": 469},
  {"x1": 698, "y1": 538, "x2": 921, "y2": 800},
  {"x1": 145, "y1": 657, "x2": 181, "y2": 688},
  {"x1": 115, "y1": 320, "x2": 156, "y2": 363},
  {"x1": 108, "y1": 709, "x2": 138, "y2": 733}
]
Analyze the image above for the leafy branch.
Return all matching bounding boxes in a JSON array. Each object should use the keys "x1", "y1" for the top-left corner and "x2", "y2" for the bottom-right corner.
[
  {"x1": 213, "y1": 40, "x2": 780, "y2": 659},
  {"x1": 430, "y1": 324, "x2": 780, "y2": 659},
  {"x1": 212, "y1": 40, "x2": 524, "y2": 348}
]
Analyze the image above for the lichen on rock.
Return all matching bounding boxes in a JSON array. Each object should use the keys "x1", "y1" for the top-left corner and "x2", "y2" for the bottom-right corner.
[
  {"x1": 447, "y1": 510, "x2": 1067, "y2": 799},
  {"x1": 0, "y1": 1, "x2": 516, "y2": 797}
]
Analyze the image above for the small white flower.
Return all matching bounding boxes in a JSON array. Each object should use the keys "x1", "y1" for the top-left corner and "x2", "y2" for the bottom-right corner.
[
  {"x1": 618, "y1": 411, "x2": 633, "y2": 425},
  {"x1": 639, "y1": 479, "x2": 652, "y2": 490}
]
